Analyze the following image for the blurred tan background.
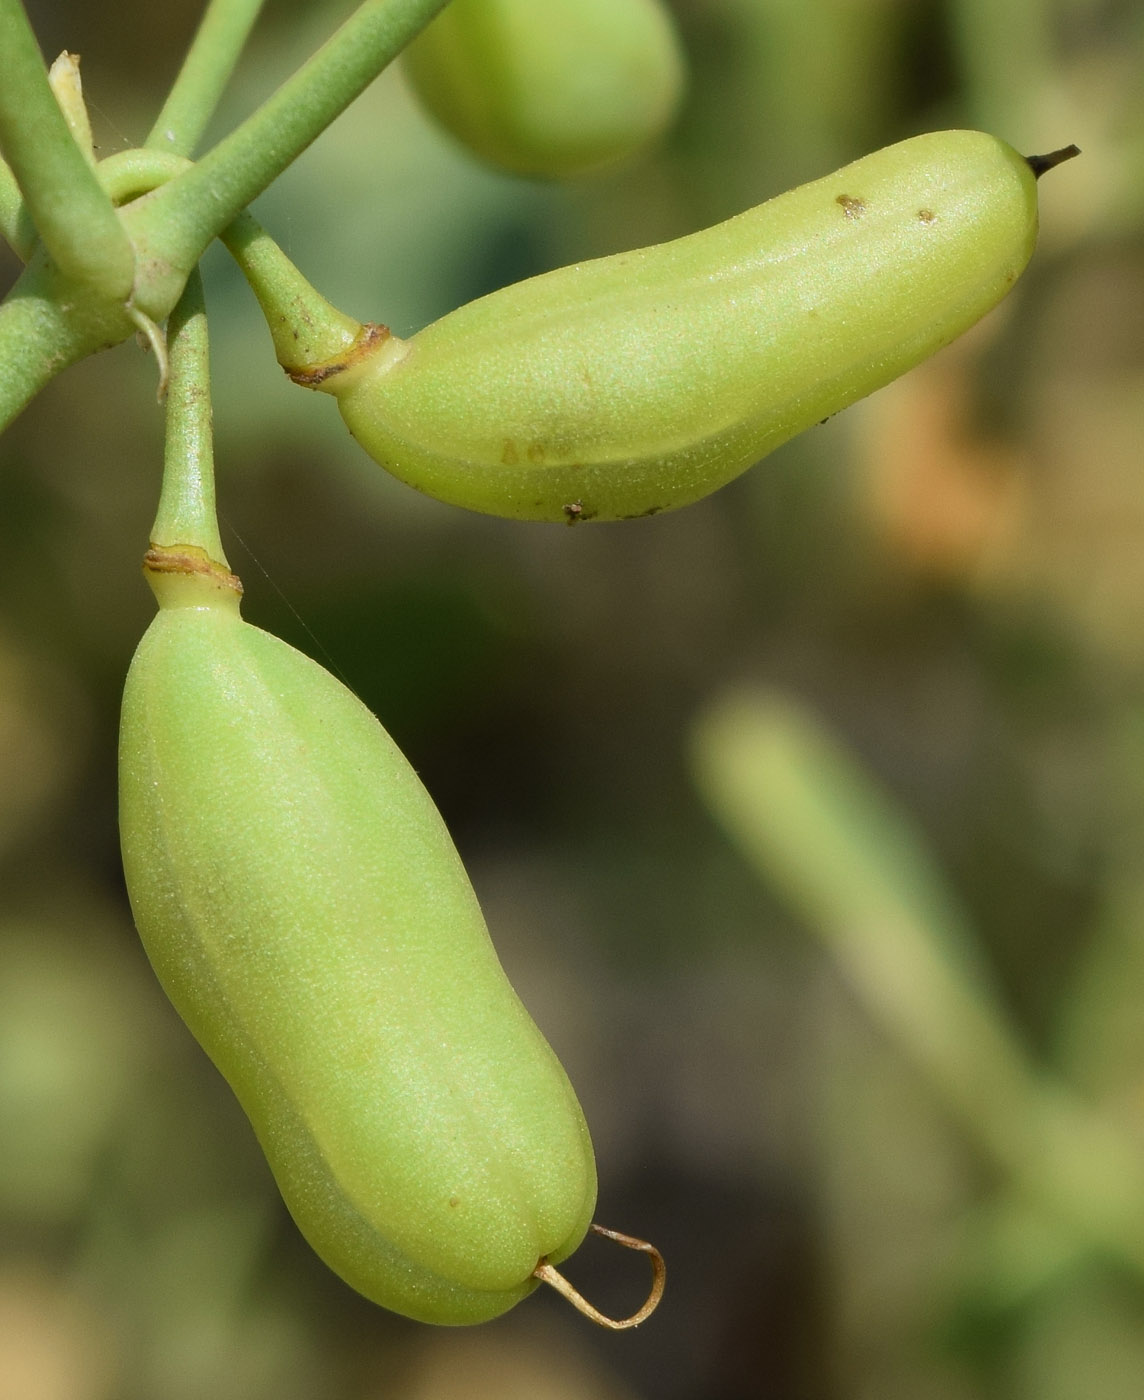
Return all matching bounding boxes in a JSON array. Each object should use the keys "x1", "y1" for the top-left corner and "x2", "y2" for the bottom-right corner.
[{"x1": 2, "y1": 1, "x2": 1144, "y2": 1396}]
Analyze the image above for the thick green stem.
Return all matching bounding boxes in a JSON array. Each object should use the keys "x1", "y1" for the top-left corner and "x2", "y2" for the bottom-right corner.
[
  {"x1": 1, "y1": 144, "x2": 366, "y2": 437},
  {"x1": 98, "y1": 151, "x2": 365, "y2": 371},
  {"x1": 0, "y1": 154, "x2": 35, "y2": 259},
  {"x1": 0, "y1": 0, "x2": 134, "y2": 297},
  {"x1": 152, "y1": 267, "x2": 228, "y2": 565},
  {"x1": 0, "y1": 149, "x2": 187, "y2": 432},
  {"x1": 96, "y1": 148, "x2": 194, "y2": 206},
  {"x1": 123, "y1": 0, "x2": 451, "y2": 317},
  {"x1": 2, "y1": 0, "x2": 442, "y2": 431},
  {"x1": 0, "y1": 255, "x2": 135, "y2": 431},
  {"x1": 146, "y1": 0, "x2": 267, "y2": 158}
]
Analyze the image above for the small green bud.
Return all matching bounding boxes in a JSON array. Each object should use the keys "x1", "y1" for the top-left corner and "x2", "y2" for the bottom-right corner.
[{"x1": 402, "y1": 0, "x2": 685, "y2": 177}]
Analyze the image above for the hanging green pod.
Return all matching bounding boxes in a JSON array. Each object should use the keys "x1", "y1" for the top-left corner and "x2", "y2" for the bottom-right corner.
[
  {"x1": 401, "y1": 0, "x2": 685, "y2": 177},
  {"x1": 119, "y1": 546, "x2": 598, "y2": 1324},
  {"x1": 301, "y1": 132, "x2": 1075, "y2": 523}
]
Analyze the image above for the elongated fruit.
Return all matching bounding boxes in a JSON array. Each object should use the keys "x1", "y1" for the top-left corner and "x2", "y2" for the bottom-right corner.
[
  {"x1": 402, "y1": 0, "x2": 685, "y2": 177},
  {"x1": 313, "y1": 132, "x2": 1074, "y2": 523},
  {"x1": 118, "y1": 548, "x2": 596, "y2": 1325}
]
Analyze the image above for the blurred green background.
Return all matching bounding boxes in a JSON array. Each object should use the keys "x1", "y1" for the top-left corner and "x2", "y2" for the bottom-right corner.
[{"x1": 2, "y1": 0, "x2": 1144, "y2": 1396}]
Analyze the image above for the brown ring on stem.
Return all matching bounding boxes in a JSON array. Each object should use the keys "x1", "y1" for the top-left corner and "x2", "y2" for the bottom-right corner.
[
  {"x1": 285, "y1": 323, "x2": 392, "y2": 387},
  {"x1": 532, "y1": 1223, "x2": 665, "y2": 1330},
  {"x1": 143, "y1": 545, "x2": 243, "y2": 595}
]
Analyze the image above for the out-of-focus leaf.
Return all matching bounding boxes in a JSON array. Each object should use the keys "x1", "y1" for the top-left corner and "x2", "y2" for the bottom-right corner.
[
  {"x1": 0, "y1": 910, "x2": 151, "y2": 1226},
  {"x1": 115, "y1": 1203, "x2": 320, "y2": 1400},
  {"x1": 1054, "y1": 706, "x2": 1144, "y2": 1136},
  {"x1": 690, "y1": 689, "x2": 1144, "y2": 1288},
  {"x1": 692, "y1": 688, "x2": 996, "y2": 987},
  {"x1": 943, "y1": 1193, "x2": 1091, "y2": 1327},
  {"x1": 0, "y1": 628, "x2": 85, "y2": 856},
  {"x1": 1055, "y1": 879, "x2": 1144, "y2": 1133},
  {"x1": 1005, "y1": 1275, "x2": 1144, "y2": 1400},
  {"x1": 811, "y1": 980, "x2": 980, "y2": 1400},
  {"x1": 691, "y1": 688, "x2": 1040, "y2": 1157}
]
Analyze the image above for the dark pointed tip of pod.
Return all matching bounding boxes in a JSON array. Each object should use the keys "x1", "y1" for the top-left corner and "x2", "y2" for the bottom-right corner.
[{"x1": 1025, "y1": 145, "x2": 1081, "y2": 179}]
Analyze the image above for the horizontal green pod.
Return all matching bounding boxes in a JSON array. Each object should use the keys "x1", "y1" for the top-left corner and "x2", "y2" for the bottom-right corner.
[
  {"x1": 402, "y1": 0, "x2": 685, "y2": 177},
  {"x1": 119, "y1": 552, "x2": 596, "y2": 1325},
  {"x1": 320, "y1": 131, "x2": 1051, "y2": 523}
]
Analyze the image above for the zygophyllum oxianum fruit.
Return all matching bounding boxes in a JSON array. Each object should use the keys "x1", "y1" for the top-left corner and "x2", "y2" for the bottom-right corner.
[
  {"x1": 118, "y1": 544, "x2": 600, "y2": 1325},
  {"x1": 298, "y1": 132, "x2": 1076, "y2": 523}
]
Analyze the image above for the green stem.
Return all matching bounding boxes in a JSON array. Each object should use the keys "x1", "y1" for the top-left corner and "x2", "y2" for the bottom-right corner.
[
  {"x1": 0, "y1": 0, "x2": 134, "y2": 297},
  {"x1": 97, "y1": 147, "x2": 194, "y2": 205},
  {"x1": 0, "y1": 256, "x2": 136, "y2": 432},
  {"x1": 0, "y1": 149, "x2": 187, "y2": 431},
  {"x1": 220, "y1": 210, "x2": 365, "y2": 371},
  {"x1": 97, "y1": 149, "x2": 365, "y2": 371},
  {"x1": 0, "y1": 154, "x2": 35, "y2": 259},
  {"x1": 123, "y1": 0, "x2": 451, "y2": 317},
  {"x1": 146, "y1": 0, "x2": 267, "y2": 158},
  {"x1": 152, "y1": 267, "x2": 228, "y2": 565}
]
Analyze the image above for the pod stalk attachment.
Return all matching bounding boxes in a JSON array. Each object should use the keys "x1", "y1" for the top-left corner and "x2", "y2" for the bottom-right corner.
[
  {"x1": 150, "y1": 266, "x2": 230, "y2": 570},
  {"x1": 220, "y1": 209, "x2": 368, "y2": 373}
]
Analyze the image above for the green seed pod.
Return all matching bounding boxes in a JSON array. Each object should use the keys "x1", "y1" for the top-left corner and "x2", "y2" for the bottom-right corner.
[
  {"x1": 313, "y1": 132, "x2": 1075, "y2": 524},
  {"x1": 118, "y1": 547, "x2": 597, "y2": 1325},
  {"x1": 401, "y1": 0, "x2": 685, "y2": 178}
]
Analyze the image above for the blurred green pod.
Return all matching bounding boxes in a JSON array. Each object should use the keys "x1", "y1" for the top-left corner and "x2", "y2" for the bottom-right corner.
[
  {"x1": 401, "y1": 0, "x2": 685, "y2": 177},
  {"x1": 314, "y1": 132, "x2": 1073, "y2": 523},
  {"x1": 118, "y1": 547, "x2": 597, "y2": 1325}
]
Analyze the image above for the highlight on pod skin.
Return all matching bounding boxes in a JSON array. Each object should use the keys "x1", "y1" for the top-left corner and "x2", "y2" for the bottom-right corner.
[
  {"x1": 118, "y1": 274, "x2": 663, "y2": 1329},
  {"x1": 284, "y1": 132, "x2": 1077, "y2": 524},
  {"x1": 401, "y1": 0, "x2": 686, "y2": 177}
]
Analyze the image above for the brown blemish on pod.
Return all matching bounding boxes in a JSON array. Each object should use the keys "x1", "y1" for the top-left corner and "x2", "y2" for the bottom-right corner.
[
  {"x1": 917, "y1": 208, "x2": 936, "y2": 225},
  {"x1": 562, "y1": 500, "x2": 598, "y2": 524},
  {"x1": 836, "y1": 194, "x2": 865, "y2": 220},
  {"x1": 286, "y1": 323, "x2": 392, "y2": 387}
]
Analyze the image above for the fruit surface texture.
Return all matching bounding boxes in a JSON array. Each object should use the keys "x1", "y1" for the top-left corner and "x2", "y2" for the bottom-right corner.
[
  {"x1": 328, "y1": 131, "x2": 1040, "y2": 522},
  {"x1": 119, "y1": 557, "x2": 596, "y2": 1325}
]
